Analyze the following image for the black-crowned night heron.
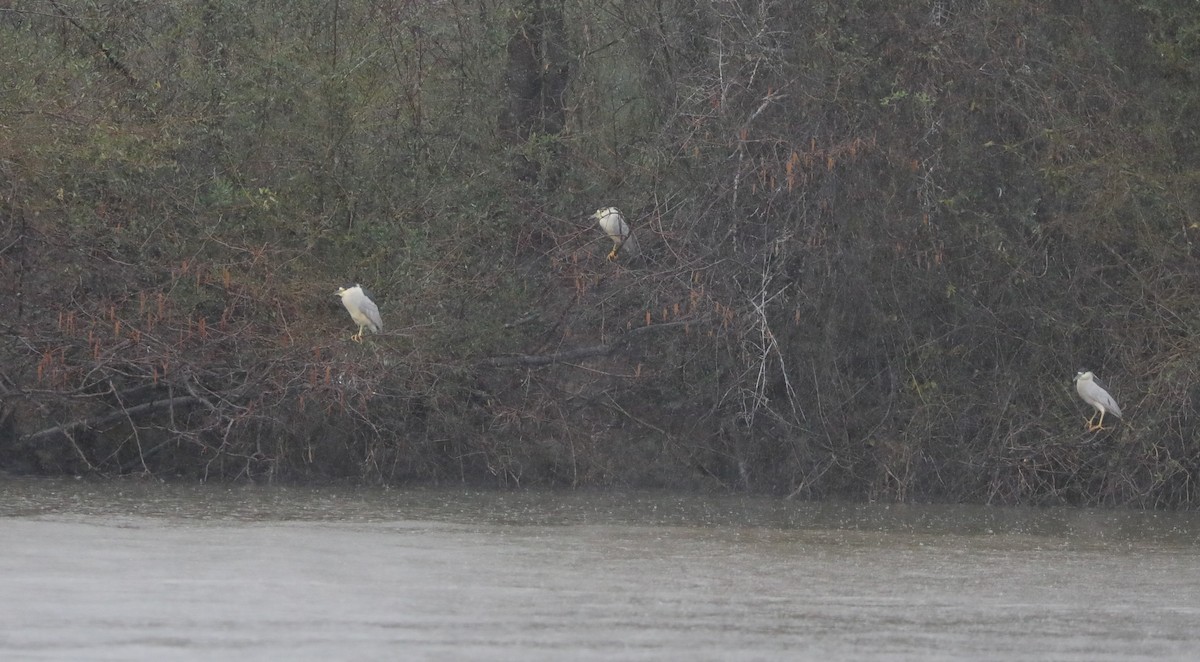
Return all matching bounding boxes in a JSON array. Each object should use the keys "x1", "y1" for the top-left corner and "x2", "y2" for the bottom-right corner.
[
  {"x1": 593, "y1": 207, "x2": 640, "y2": 260},
  {"x1": 1073, "y1": 370, "x2": 1122, "y2": 432},
  {"x1": 334, "y1": 284, "x2": 382, "y2": 342}
]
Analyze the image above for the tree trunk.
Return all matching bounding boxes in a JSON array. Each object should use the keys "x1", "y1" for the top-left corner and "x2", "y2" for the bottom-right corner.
[{"x1": 499, "y1": 0, "x2": 569, "y2": 186}]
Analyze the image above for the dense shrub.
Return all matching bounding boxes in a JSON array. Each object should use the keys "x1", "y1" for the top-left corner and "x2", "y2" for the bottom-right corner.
[{"x1": 2, "y1": 1, "x2": 1198, "y2": 507}]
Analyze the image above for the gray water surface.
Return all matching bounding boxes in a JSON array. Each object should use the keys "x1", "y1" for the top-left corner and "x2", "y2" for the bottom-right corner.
[{"x1": 1, "y1": 479, "x2": 1197, "y2": 660}]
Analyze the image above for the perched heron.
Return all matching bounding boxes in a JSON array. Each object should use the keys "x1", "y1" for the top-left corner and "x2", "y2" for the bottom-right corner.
[
  {"x1": 593, "y1": 207, "x2": 640, "y2": 260},
  {"x1": 1073, "y1": 370, "x2": 1122, "y2": 432},
  {"x1": 334, "y1": 284, "x2": 382, "y2": 342}
]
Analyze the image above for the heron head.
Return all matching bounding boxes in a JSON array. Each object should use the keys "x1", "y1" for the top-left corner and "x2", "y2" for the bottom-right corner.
[{"x1": 334, "y1": 284, "x2": 362, "y2": 298}]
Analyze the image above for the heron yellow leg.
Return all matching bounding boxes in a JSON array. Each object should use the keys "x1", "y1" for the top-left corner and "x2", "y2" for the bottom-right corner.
[
  {"x1": 607, "y1": 246, "x2": 619, "y2": 260},
  {"x1": 351, "y1": 326, "x2": 364, "y2": 342},
  {"x1": 1084, "y1": 410, "x2": 1107, "y2": 432}
]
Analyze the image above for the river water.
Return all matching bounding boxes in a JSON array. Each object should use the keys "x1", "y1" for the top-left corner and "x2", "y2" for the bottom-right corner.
[{"x1": 0, "y1": 478, "x2": 1197, "y2": 661}]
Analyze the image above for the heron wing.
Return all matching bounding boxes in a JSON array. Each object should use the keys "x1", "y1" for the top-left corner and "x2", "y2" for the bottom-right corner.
[
  {"x1": 359, "y1": 296, "x2": 383, "y2": 333},
  {"x1": 596, "y1": 208, "x2": 628, "y2": 243},
  {"x1": 1086, "y1": 381, "x2": 1122, "y2": 418},
  {"x1": 618, "y1": 229, "x2": 640, "y2": 257}
]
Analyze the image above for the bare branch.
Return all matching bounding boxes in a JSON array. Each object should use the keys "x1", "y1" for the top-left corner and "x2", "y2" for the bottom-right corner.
[
  {"x1": 20, "y1": 396, "x2": 202, "y2": 446},
  {"x1": 47, "y1": 0, "x2": 139, "y2": 87},
  {"x1": 480, "y1": 318, "x2": 708, "y2": 368}
]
